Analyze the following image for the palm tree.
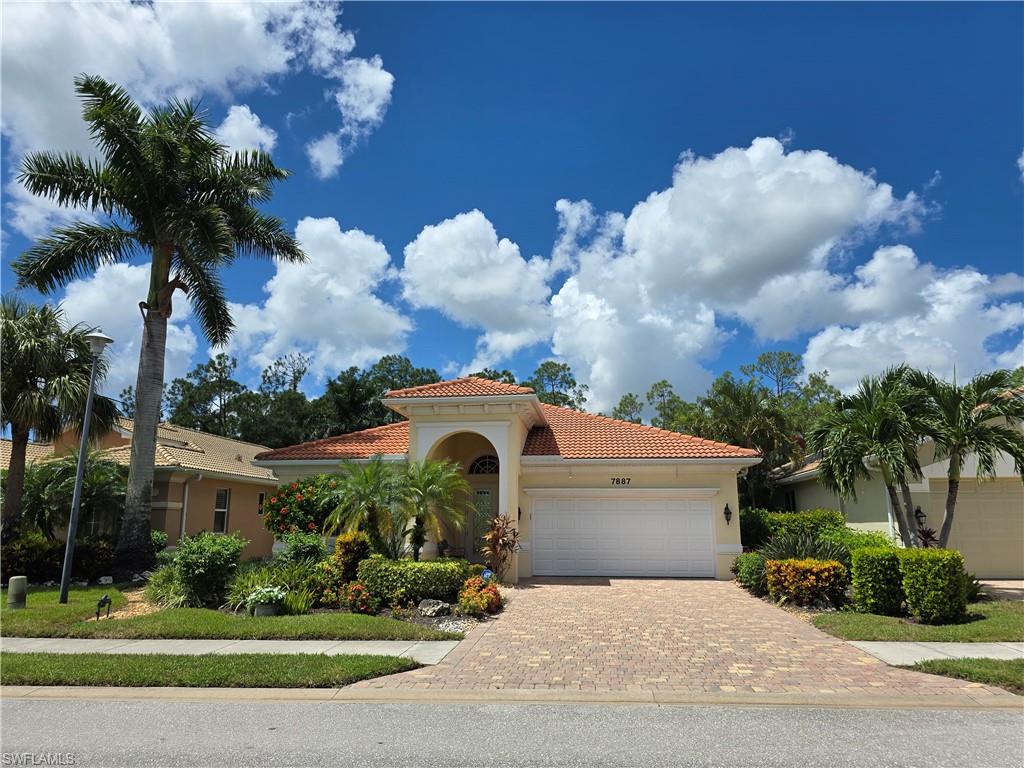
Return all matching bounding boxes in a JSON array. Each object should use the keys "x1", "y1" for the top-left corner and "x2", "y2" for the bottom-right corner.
[
  {"x1": 808, "y1": 367, "x2": 926, "y2": 547},
  {"x1": 403, "y1": 460, "x2": 469, "y2": 561},
  {"x1": 13, "y1": 75, "x2": 304, "y2": 572},
  {"x1": 692, "y1": 375, "x2": 798, "y2": 506},
  {"x1": 909, "y1": 369, "x2": 1024, "y2": 547},
  {"x1": 323, "y1": 457, "x2": 405, "y2": 555},
  {"x1": 0, "y1": 296, "x2": 119, "y2": 542}
]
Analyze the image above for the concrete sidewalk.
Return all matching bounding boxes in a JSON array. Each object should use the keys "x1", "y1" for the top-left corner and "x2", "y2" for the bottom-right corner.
[
  {"x1": 850, "y1": 641, "x2": 1024, "y2": 665},
  {"x1": 0, "y1": 637, "x2": 459, "y2": 665}
]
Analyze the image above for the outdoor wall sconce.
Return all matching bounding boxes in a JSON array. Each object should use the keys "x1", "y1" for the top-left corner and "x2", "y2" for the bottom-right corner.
[
  {"x1": 914, "y1": 506, "x2": 926, "y2": 526},
  {"x1": 724, "y1": 503, "x2": 733, "y2": 525}
]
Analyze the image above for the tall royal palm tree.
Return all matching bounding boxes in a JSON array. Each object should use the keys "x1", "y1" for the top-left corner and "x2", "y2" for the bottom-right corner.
[
  {"x1": 323, "y1": 457, "x2": 405, "y2": 555},
  {"x1": 403, "y1": 459, "x2": 469, "y2": 561},
  {"x1": 13, "y1": 75, "x2": 304, "y2": 571},
  {"x1": 909, "y1": 369, "x2": 1024, "y2": 547},
  {"x1": 0, "y1": 296, "x2": 118, "y2": 541},
  {"x1": 808, "y1": 367, "x2": 926, "y2": 547}
]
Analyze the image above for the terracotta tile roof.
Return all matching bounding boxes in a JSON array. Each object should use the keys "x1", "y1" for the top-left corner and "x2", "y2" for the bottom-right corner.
[
  {"x1": 0, "y1": 439, "x2": 54, "y2": 470},
  {"x1": 775, "y1": 457, "x2": 822, "y2": 483},
  {"x1": 254, "y1": 421, "x2": 410, "y2": 461},
  {"x1": 106, "y1": 419, "x2": 277, "y2": 483},
  {"x1": 523, "y1": 404, "x2": 761, "y2": 460},
  {"x1": 385, "y1": 376, "x2": 534, "y2": 398}
]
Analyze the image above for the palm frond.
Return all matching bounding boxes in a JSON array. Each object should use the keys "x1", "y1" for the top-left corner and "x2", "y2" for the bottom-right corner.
[
  {"x1": 17, "y1": 152, "x2": 122, "y2": 215},
  {"x1": 13, "y1": 222, "x2": 137, "y2": 293}
]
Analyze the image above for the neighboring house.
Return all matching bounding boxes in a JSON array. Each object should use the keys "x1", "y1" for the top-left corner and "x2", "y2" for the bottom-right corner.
[
  {"x1": 254, "y1": 376, "x2": 761, "y2": 581},
  {"x1": 4, "y1": 420, "x2": 278, "y2": 559},
  {"x1": 775, "y1": 441, "x2": 1024, "y2": 578},
  {"x1": 0, "y1": 439, "x2": 55, "y2": 469}
]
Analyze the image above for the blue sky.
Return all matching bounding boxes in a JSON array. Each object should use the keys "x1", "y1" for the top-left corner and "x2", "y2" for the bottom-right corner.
[{"x1": 2, "y1": 2, "x2": 1022, "y2": 411}]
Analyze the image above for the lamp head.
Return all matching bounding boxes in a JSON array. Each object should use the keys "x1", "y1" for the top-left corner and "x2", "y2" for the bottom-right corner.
[{"x1": 84, "y1": 331, "x2": 113, "y2": 357}]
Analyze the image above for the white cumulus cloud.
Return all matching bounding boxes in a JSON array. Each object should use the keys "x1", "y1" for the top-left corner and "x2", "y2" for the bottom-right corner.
[
  {"x1": 401, "y1": 210, "x2": 553, "y2": 372},
  {"x1": 224, "y1": 217, "x2": 411, "y2": 380},
  {"x1": 215, "y1": 105, "x2": 277, "y2": 153},
  {"x1": 1, "y1": 0, "x2": 392, "y2": 236},
  {"x1": 59, "y1": 263, "x2": 198, "y2": 398}
]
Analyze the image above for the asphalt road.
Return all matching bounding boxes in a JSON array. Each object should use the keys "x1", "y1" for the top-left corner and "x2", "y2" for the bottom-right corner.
[{"x1": 1, "y1": 699, "x2": 1022, "y2": 768}]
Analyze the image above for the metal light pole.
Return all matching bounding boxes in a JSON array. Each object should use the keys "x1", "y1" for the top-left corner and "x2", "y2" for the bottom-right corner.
[{"x1": 58, "y1": 331, "x2": 113, "y2": 604}]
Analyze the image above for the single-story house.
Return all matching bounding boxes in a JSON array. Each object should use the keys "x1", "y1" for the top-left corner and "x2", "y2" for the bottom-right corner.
[
  {"x1": 4, "y1": 419, "x2": 279, "y2": 559},
  {"x1": 254, "y1": 376, "x2": 762, "y2": 581},
  {"x1": 775, "y1": 439, "x2": 1024, "y2": 578}
]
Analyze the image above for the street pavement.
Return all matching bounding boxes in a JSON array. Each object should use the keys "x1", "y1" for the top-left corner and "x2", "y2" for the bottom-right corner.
[{"x1": 1, "y1": 698, "x2": 1021, "y2": 767}]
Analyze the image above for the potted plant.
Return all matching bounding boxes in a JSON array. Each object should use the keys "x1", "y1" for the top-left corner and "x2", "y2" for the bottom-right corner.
[{"x1": 246, "y1": 585, "x2": 286, "y2": 617}]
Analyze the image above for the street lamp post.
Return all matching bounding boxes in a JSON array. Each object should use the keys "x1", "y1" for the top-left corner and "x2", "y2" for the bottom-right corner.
[{"x1": 58, "y1": 331, "x2": 113, "y2": 605}]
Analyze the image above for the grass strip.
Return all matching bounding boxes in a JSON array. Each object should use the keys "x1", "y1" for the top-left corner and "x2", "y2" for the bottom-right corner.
[
  {"x1": 910, "y1": 657, "x2": 1024, "y2": 696},
  {"x1": 0, "y1": 651, "x2": 416, "y2": 688},
  {"x1": 812, "y1": 601, "x2": 1024, "y2": 642}
]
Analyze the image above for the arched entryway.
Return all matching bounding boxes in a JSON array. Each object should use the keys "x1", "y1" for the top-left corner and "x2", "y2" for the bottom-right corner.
[{"x1": 426, "y1": 431, "x2": 502, "y2": 563}]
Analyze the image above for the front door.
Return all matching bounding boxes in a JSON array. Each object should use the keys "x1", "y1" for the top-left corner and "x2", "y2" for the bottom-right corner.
[{"x1": 465, "y1": 482, "x2": 498, "y2": 563}]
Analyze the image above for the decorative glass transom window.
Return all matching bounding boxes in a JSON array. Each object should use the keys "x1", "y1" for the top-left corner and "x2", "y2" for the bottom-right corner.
[{"x1": 468, "y1": 455, "x2": 499, "y2": 475}]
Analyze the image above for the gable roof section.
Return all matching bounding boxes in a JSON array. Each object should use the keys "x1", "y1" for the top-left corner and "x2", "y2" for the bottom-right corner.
[
  {"x1": 385, "y1": 376, "x2": 534, "y2": 398},
  {"x1": 0, "y1": 439, "x2": 54, "y2": 470},
  {"x1": 106, "y1": 419, "x2": 277, "y2": 482},
  {"x1": 254, "y1": 421, "x2": 410, "y2": 461},
  {"x1": 523, "y1": 404, "x2": 761, "y2": 460}
]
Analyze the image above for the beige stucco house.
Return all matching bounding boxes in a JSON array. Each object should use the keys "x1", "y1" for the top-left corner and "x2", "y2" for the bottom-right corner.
[
  {"x1": 4, "y1": 420, "x2": 279, "y2": 559},
  {"x1": 775, "y1": 439, "x2": 1024, "y2": 578},
  {"x1": 254, "y1": 377, "x2": 762, "y2": 582}
]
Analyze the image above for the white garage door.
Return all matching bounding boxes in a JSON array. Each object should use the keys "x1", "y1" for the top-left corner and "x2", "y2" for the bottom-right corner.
[{"x1": 531, "y1": 495, "x2": 715, "y2": 577}]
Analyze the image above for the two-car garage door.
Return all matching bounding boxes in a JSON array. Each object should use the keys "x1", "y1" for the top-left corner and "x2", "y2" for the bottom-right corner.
[{"x1": 531, "y1": 495, "x2": 715, "y2": 577}]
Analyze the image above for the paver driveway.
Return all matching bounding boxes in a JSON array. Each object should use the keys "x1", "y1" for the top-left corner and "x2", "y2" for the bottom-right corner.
[{"x1": 354, "y1": 578, "x2": 1017, "y2": 700}]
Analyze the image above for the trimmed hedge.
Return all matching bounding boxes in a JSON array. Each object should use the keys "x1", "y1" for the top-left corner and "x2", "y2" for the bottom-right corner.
[
  {"x1": 740, "y1": 508, "x2": 845, "y2": 549},
  {"x1": 731, "y1": 552, "x2": 768, "y2": 597},
  {"x1": 898, "y1": 549, "x2": 967, "y2": 624},
  {"x1": 356, "y1": 556, "x2": 470, "y2": 605},
  {"x1": 851, "y1": 547, "x2": 904, "y2": 616},
  {"x1": 765, "y1": 558, "x2": 848, "y2": 607},
  {"x1": 0, "y1": 533, "x2": 113, "y2": 583},
  {"x1": 173, "y1": 532, "x2": 247, "y2": 607}
]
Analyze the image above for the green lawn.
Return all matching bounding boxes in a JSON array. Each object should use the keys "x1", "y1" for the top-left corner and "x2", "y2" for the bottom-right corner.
[
  {"x1": 813, "y1": 601, "x2": 1024, "y2": 642},
  {"x1": 2, "y1": 586, "x2": 459, "y2": 641},
  {"x1": 910, "y1": 658, "x2": 1024, "y2": 696},
  {"x1": 0, "y1": 652, "x2": 416, "y2": 688}
]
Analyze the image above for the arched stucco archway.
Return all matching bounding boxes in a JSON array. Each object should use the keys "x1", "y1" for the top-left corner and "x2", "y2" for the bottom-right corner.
[{"x1": 425, "y1": 430, "x2": 504, "y2": 562}]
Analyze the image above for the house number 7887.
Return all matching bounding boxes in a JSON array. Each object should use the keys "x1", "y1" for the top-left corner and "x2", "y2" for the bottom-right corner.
[{"x1": 611, "y1": 477, "x2": 631, "y2": 486}]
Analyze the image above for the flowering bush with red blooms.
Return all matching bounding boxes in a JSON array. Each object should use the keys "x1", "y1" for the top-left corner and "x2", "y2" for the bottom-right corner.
[
  {"x1": 261, "y1": 475, "x2": 338, "y2": 538},
  {"x1": 344, "y1": 582, "x2": 379, "y2": 615},
  {"x1": 457, "y1": 576, "x2": 502, "y2": 616}
]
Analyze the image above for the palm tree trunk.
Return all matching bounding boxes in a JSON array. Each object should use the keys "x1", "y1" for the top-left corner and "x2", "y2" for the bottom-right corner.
[
  {"x1": 115, "y1": 272, "x2": 170, "y2": 573},
  {"x1": 939, "y1": 458, "x2": 962, "y2": 549},
  {"x1": 899, "y1": 481, "x2": 921, "y2": 547},
  {"x1": 1, "y1": 423, "x2": 31, "y2": 542},
  {"x1": 885, "y1": 483, "x2": 914, "y2": 548}
]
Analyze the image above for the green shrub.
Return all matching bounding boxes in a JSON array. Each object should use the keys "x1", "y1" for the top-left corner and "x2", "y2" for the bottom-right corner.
[
  {"x1": 765, "y1": 558, "x2": 848, "y2": 607},
  {"x1": 467, "y1": 563, "x2": 487, "y2": 578},
  {"x1": 144, "y1": 565, "x2": 188, "y2": 608},
  {"x1": 759, "y1": 532, "x2": 849, "y2": 568},
  {"x1": 898, "y1": 549, "x2": 967, "y2": 624},
  {"x1": 172, "y1": 532, "x2": 247, "y2": 607},
  {"x1": 731, "y1": 552, "x2": 768, "y2": 597},
  {"x1": 72, "y1": 537, "x2": 113, "y2": 581},
  {"x1": 767, "y1": 508, "x2": 845, "y2": 539},
  {"x1": 275, "y1": 532, "x2": 326, "y2": 566},
  {"x1": 225, "y1": 566, "x2": 276, "y2": 612},
  {"x1": 150, "y1": 529, "x2": 169, "y2": 556},
  {"x1": 282, "y1": 588, "x2": 315, "y2": 616},
  {"x1": 334, "y1": 531, "x2": 372, "y2": 583},
  {"x1": 963, "y1": 571, "x2": 986, "y2": 603},
  {"x1": 356, "y1": 555, "x2": 470, "y2": 605},
  {"x1": 740, "y1": 508, "x2": 845, "y2": 549},
  {"x1": 819, "y1": 527, "x2": 896, "y2": 554},
  {"x1": 851, "y1": 547, "x2": 904, "y2": 616},
  {"x1": 261, "y1": 475, "x2": 338, "y2": 537},
  {"x1": 1, "y1": 532, "x2": 62, "y2": 583},
  {"x1": 740, "y1": 508, "x2": 773, "y2": 549}
]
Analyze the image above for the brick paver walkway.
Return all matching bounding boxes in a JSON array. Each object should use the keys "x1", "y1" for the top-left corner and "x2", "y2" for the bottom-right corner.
[{"x1": 352, "y1": 578, "x2": 1017, "y2": 699}]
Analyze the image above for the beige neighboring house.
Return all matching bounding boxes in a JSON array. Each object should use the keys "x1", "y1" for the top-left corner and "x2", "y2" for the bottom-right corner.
[
  {"x1": 0, "y1": 439, "x2": 55, "y2": 468},
  {"x1": 4, "y1": 419, "x2": 279, "y2": 559},
  {"x1": 254, "y1": 377, "x2": 762, "y2": 582},
  {"x1": 775, "y1": 438, "x2": 1024, "y2": 578}
]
